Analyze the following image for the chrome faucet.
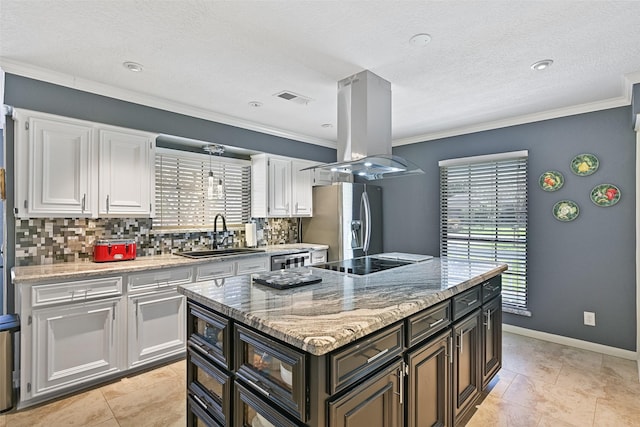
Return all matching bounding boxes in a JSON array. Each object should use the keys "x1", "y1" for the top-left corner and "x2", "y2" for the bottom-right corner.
[{"x1": 212, "y1": 214, "x2": 228, "y2": 249}]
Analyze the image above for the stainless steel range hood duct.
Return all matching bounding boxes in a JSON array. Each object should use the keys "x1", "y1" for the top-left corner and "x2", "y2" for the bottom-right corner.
[{"x1": 305, "y1": 70, "x2": 424, "y2": 180}]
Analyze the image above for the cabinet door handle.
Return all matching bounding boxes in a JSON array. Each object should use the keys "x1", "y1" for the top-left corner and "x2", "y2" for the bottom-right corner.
[
  {"x1": 485, "y1": 309, "x2": 492, "y2": 330},
  {"x1": 448, "y1": 336, "x2": 453, "y2": 364},
  {"x1": 106, "y1": 195, "x2": 110, "y2": 213},
  {"x1": 81, "y1": 194, "x2": 86, "y2": 212},
  {"x1": 466, "y1": 299, "x2": 478, "y2": 306},
  {"x1": 135, "y1": 300, "x2": 139, "y2": 336},
  {"x1": 367, "y1": 347, "x2": 389, "y2": 364},
  {"x1": 429, "y1": 318, "x2": 445, "y2": 328},
  {"x1": 396, "y1": 365, "x2": 404, "y2": 405},
  {"x1": 458, "y1": 330, "x2": 465, "y2": 355}
]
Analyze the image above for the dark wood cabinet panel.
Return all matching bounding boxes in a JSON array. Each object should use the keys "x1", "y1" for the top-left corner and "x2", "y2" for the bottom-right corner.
[
  {"x1": 328, "y1": 359, "x2": 404, "y2": 427},
  {"x1": 452, "y1": 309, "x2": 481, "y2": 426},
  {"x1": 481, "y1": 296, "x2": 502, "y2": 389},
  {"x1": 406, "y1": 330, "x2": 451, "y2": 427}
]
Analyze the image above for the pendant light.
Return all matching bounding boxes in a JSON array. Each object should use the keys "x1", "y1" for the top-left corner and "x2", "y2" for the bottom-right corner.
[{"x1": 203, "y1": 144, "x2": 225, "y2": 200}]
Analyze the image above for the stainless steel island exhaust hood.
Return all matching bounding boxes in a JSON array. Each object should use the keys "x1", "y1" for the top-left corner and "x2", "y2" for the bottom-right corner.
[{"x1": 305, "y1": 70, "x2": 424, "y2": 180}]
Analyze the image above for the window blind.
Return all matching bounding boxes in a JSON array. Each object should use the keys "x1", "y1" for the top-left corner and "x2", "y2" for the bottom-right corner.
[
  {"x1": 440, "y1": 153, "x2": 528, "y2": 311},
  {"x1": 155, "y1": 148, "x2": 251, "y2": 228}
]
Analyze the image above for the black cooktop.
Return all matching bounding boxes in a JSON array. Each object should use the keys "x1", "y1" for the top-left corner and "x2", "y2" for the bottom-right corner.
[{"x1": 314, "y1": 256, "x2": 413, "y2": 275}]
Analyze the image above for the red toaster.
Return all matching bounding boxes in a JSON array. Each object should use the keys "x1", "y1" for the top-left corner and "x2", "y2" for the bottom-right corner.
[{"x1": 93, "y1": 239, "x2": 137, "y2": 262}]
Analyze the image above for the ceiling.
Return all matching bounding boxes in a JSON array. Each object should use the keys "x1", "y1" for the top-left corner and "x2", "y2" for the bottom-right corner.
[{"x1": 2, "y1": 1, "x2": 640, "y2": 149}]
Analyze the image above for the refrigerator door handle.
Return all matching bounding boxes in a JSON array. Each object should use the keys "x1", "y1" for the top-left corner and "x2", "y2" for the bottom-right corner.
[{"x1": 362, "y1": 191, "x2": 371, "y2": 253}]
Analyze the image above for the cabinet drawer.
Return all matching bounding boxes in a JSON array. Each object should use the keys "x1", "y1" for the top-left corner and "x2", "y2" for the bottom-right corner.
[
  {"x1": 235, "y1": 324, "x2": 307, "y2": 422},
  {"x1": 188, "y1": 394, "x2": 223, "y2": 427},
  {"x1": 481, "y1": 275, "x2": 502, "y2": 303},
  {"x1": 236, "y1": 256, "x2": 269, "y2": 275},
  {"x1": 406, "y1": 300, "x2": 451, "y2": 348},
  {"x1": 452, "y1": 286, "x2": 482, "y2": 321},
  {"x1": 187, "y1": 348, "x2": 231, "y2": 427},
  {"x1": 234, "y1": 380, "x2": 302, "y2": 427},
  {"x1": 329, "y1": 322, "x2": 404, "y2": 394},
  {"x1": 32, "y1": 276, "x2": 123, "y2": 307},
  {"x1": 188, "y1": 302, "x2": 231, "y2": 370},
  {"x1": 128, "y1": 267, "x2": 193, "y2": 292},
  {"x1": 196, "y1": 261, "x2": 235, "y2": 281}
]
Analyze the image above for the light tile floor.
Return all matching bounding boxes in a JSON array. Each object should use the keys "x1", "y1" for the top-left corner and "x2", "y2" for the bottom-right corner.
[{"x1": 1, "y1": 332, "x2": 638, "y2": 426}]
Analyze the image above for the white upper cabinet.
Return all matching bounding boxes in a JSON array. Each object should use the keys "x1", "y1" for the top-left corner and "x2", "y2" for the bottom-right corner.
[
  {"x1": 291, "y1": 159, "x2": 314, "y2": 216},
  {"x1": 24, "y1": 116, "x2": 96, "y2": 217},
  {"x1": 99, "y1": 128, "x2": 155, "y2": 216},
  {"x1": 13, "y1": 109, "x2": 156, "y2": 218},
  {"x1": 251, "y1": 154, "x2": 314, "y2": 218}
]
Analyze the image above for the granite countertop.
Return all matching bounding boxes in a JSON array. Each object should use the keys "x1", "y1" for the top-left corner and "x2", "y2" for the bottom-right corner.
[
  {"x1": 178, "y1": 257, "x2": 507, "y2": 356},
  {"x1": 11, "y1": 243, "x2": 329, "y2": 284}
]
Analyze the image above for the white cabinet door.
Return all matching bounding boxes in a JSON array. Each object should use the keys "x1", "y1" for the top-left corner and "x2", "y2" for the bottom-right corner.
[
  {"x1": 127, "y1": 290, "x2": 186, "y2": 368},
  {"x1": 99, "y1": 129, "x2": 154, "y2": 216},
  {"x1": 268, "y1": 157, "x2": 292, "y2": 217},
  {"x1": 26, "y1": 117, "x2": 95, "y2": 217},
  {"x1": 31, "y1": 297, "x2": 123, "y2": 398},
  {"x1": 291, "y1": 160, "x2": 313, "y2": 217}
]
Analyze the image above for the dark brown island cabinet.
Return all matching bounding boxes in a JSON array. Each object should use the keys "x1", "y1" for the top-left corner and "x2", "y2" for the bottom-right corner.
[{"x1": 185, "y1": 275, "x2": 502, "y2": 427}]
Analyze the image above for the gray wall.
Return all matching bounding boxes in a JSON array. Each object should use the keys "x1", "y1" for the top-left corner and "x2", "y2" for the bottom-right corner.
[
  {"x1": 4, "y1": 74, "x2": 336, "y2": 162},
  {"x1": 381, "y1": 107, "x2": 637, "y2": 351}
]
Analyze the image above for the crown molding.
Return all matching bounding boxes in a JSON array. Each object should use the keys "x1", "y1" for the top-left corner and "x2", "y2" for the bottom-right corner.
[
  {"x1": 393, "y1": 95, "x2": 631, "y2": 147},
  {"x1": 0, "y1": 59, "x2": 337, "y2": 149}
]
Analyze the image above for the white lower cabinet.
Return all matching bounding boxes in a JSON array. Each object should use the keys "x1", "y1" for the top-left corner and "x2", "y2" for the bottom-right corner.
[
  {"x1": 127, "y1": 289, "x2": 186, "y2": 368},
  {"x1": 31, "y1": 296, "x2": 124, "y2": 398}
]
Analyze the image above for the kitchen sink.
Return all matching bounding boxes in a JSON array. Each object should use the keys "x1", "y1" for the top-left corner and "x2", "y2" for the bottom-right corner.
[{"x1": 175, "y1": 248, "x2": 265, "y2": 259}]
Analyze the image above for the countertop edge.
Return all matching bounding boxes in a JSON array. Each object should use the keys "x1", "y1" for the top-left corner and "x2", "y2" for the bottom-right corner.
[
  {"x1": 179, "y1": 263, "x2": 507, "y2": 356},
  {"x1": 12, "y1": 244, "x2": 329, "y2": 284}
]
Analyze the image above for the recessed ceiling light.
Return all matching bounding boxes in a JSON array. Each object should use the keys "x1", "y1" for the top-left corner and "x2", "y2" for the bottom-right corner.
[
  {"x1": 122, "y1": 61, "x2": 143, "y2": 72},
  {"x1": 531, "y1": 59, "x2": 553, "y2": 71},
  {"x1": 248, "y1": 101, "x2": 263, "y2": 108},
  {"x1": 409, "y1": 33, "x2": 432, "y2": 47},
  {"x1": 321, "y1": 123, "x2": 333, "y2": 128}
]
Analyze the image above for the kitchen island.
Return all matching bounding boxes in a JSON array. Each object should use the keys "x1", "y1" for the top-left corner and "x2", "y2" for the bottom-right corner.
[{"x1": 178, "y1": 257, "x2": 507, "y2": 427}]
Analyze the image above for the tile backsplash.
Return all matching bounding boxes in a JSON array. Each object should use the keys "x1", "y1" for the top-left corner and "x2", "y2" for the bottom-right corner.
[{"x1": 15, "y1": 217, "x2": 300, "y2": 266}]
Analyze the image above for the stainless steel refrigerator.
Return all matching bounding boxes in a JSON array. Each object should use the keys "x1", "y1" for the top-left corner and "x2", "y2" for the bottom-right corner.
[{"x1": 301, "y1": 183, "x2": 382, "y2": 261}]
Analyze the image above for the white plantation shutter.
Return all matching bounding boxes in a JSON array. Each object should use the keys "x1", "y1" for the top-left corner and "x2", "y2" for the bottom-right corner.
[
  {"x1": 155, "y1": 149, "x2": 251, "y2": 228},
  {"x1": 440, "y1": 151, "x2": 529, "y2": 312}
]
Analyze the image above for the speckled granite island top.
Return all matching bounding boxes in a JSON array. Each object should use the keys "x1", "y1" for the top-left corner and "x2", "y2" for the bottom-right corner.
[
  {"x1": 11, "y1": 243, "x2": 328, "y2": 284},
  {"x1": 177, "y1": 257, "x2": 507, "y2": 356}
]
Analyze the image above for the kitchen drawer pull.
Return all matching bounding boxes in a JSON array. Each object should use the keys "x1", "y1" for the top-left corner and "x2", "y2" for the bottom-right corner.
[
  {"x1": 251, "y1": 380, "x2": 271, "y2": 397},
  {"x1": 191, "y1": 393, "x2": 208, "y2": 409},
  {"x1": 191, "y1": 341, "x2": 214, "y2": 356},
  {"x1": 466, "y1": 299, "x2": 478, "y2": 306},
  {"x1": 366, "y1": 347, "x2": 389, "y2": 364},
  {"x1": 429, "y1": 318, "x2": 445, "y2": 328},
  {"x1": 484, "y1": 285, "x2": 500, "y2": 292}
]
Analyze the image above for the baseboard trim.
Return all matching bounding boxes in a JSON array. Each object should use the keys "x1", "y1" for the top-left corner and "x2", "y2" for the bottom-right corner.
[{"x1": 503, "y1": 324, "x2": 637, "y2": 361}]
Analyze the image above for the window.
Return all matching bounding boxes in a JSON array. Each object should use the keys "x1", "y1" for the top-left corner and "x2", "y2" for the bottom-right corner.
[
  {"x1": 440, "y1": 151, "x2": 529, "y2": 314},
  {"x1": 155, "y1": 148, "x2": 251, "y2": 228}
]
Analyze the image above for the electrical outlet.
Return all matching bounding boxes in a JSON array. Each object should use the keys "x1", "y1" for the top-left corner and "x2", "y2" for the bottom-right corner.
[{"x1": 584, "y1": 311, "x2": 596, "y2": 326}]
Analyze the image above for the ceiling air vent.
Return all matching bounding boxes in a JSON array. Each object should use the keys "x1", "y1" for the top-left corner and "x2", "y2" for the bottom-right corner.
[{"x1": 274, "y1": 90, "x2": 313, "y2": 105}]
